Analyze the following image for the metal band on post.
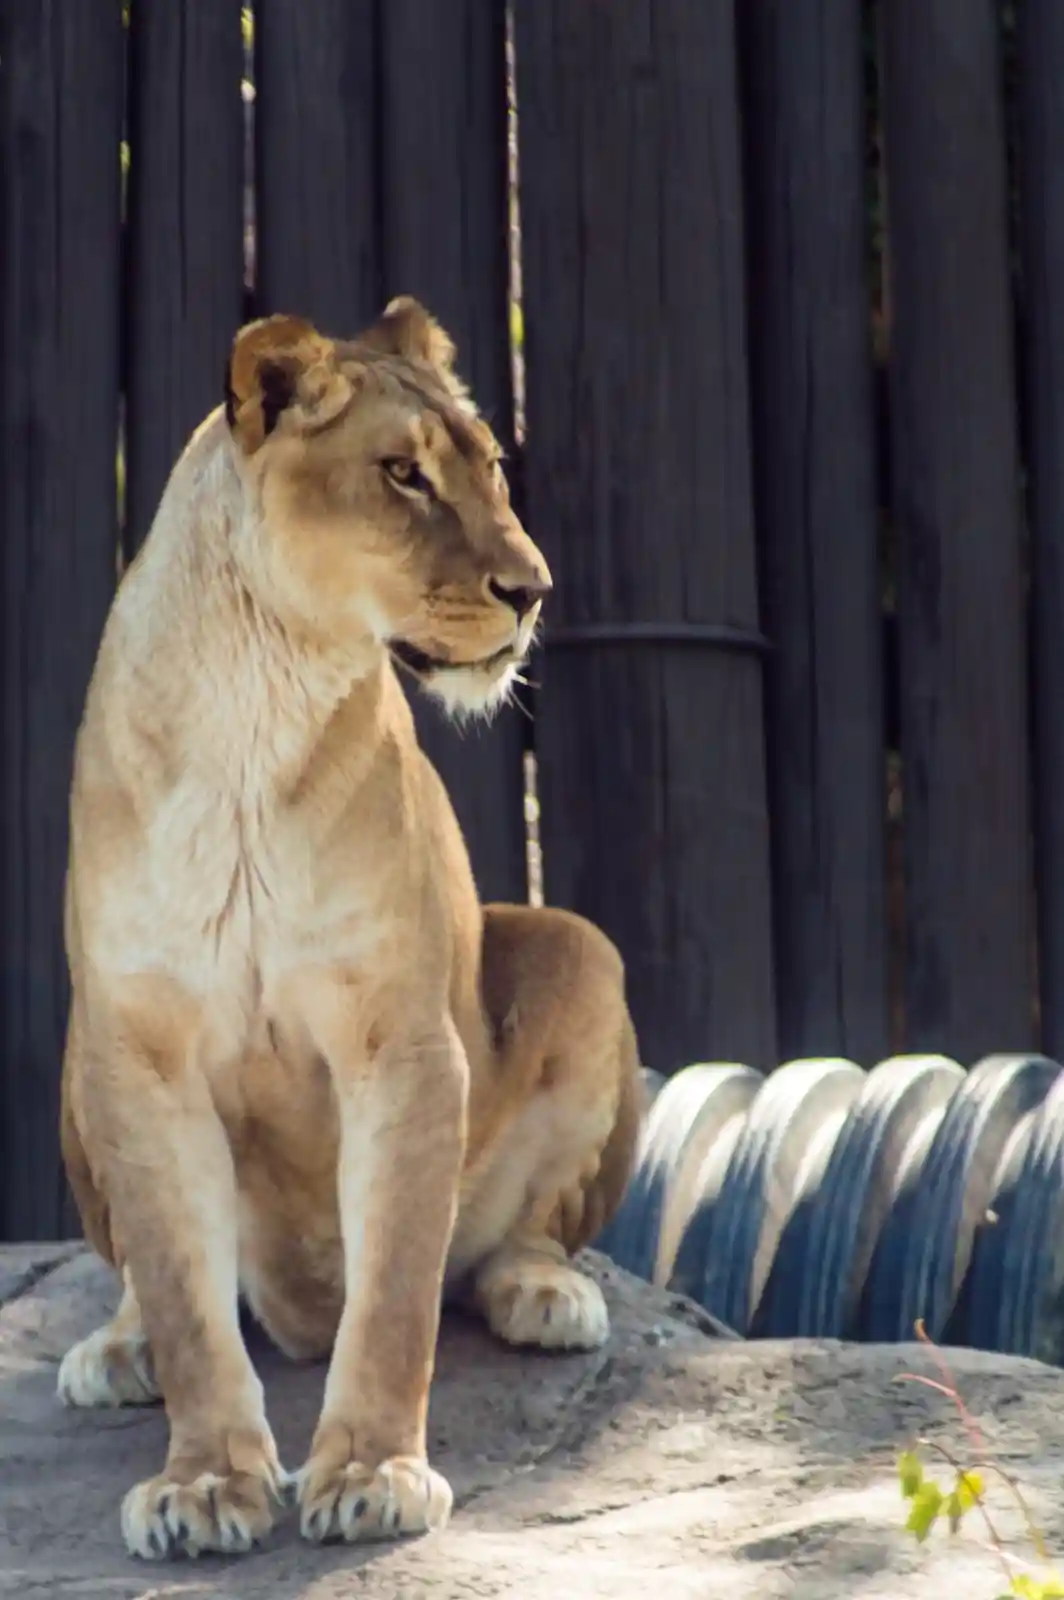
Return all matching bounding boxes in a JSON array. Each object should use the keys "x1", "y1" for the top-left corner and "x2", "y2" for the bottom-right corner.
[{"x1": 540, "y1": 621, "x2": 772, "y2": 654}]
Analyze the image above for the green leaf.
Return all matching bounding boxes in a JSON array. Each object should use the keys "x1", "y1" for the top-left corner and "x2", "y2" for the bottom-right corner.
[
  {"x1": 956, "y1": 1470, "x2": 984, "y2": 1508},
  {"x1": 897, "y1": 1450, "x2": 923, "y2": 1500},
  {"x1": 905, "y1": 1482, "x2": 943, "y2": 1542},
  {"x1": 945, "y1": 1469, "x2": 984, "y2": 1531},
  {"x1": 1010, "y1": 1577, "x2": 1064, "y2": 1598}
]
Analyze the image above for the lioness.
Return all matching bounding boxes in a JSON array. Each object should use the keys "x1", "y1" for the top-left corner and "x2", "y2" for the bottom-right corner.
[{"x1": 58, "y1": 297, "x2": 641, "y2": 1560}]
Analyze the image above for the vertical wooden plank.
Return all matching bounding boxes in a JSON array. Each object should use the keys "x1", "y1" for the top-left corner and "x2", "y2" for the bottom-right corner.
[
  {"x1": 0, "y1": 0, "x2": 123, "y2": 1239},
  {"x1": 741, "y1": 0, "x2": 887, "y2": 1063},
  {"x1": 514, "y1": 1, "x2": 776, "y2": 1072},
  {"x1": 378, "y1": 0, "x2": 527, "y2": 904},
  {"x1": 1020, "y1": 0, "x2": 1064, "y2": 1057},
  {"x1": 124, "y1": 0, "x2": 246, "y2": 555},
  {"x1": 254, "y1": 0, "x2": 380, "y2": 332},
  {"x1": 881, "y1": 0, "x2": 1033, "y2": 1056}
]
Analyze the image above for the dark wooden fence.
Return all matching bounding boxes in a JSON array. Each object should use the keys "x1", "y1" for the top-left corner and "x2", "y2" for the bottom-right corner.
[{"x1": 0, "y1": 0, "x2": 1053, "y2": 1240}]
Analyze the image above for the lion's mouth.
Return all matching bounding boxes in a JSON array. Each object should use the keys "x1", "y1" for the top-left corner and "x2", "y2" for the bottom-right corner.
[
  {"x1": 388, "y1": 638, "x2": 515, "y2": 678},
  {"x1": 388, "y1": 639, "x2": 444, "y2": 676}
]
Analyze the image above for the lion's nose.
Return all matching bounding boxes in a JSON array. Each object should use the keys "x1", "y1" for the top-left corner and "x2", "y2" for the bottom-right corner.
[{"x1": 488, "y1": 573, "x2": 552, "y2": 618}]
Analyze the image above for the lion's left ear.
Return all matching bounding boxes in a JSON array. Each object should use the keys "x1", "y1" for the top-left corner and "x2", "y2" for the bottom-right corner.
[
  {"x1": 357, "y1": 296, "x2": 457, "y2": 371},
  {"x1": 224, "y1": 313, "x2": 353, "y2": 454},
  {"x1": 356, "y1": 296, "x2": 473, "y2": 410}
]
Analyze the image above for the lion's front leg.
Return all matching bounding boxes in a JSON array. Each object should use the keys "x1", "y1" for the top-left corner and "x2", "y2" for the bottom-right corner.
[
  {"x1": 66, "y1": 982, "x2": 288, "y2": 1562},
  {"x1": 294, "y1": 990, "x2": 466, "y2": 1546}
]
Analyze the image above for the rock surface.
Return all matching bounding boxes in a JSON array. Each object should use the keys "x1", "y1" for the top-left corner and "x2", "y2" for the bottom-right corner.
[{"x1": 3, "y1": 1243, "x2": 1064, "y2": 1598}]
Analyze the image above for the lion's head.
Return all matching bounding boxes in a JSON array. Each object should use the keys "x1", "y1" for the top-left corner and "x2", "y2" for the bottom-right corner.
[{"x1": 223, "y1": 296, "x2": 550, "y2": 719}]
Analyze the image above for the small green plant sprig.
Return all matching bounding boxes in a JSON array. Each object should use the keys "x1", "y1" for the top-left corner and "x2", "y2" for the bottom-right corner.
[{"x1": 895, "y1": 1320, "x2": 1063, "y2": 1598}]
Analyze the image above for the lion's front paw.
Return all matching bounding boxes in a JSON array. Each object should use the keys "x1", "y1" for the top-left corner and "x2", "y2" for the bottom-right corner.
[
  {"x1": 58, "y1": 1325, "x2": 160, "y2": 1409},
  {"x1": 477, "y1": 1256, "x2": 610, "y2": 1351},
  {"x1": 121, "y1": 1438, "x2": 289, "y2": 1560},
  {"x1": 297, "y1": 1450, "x2": 452, "y2": 1545}
]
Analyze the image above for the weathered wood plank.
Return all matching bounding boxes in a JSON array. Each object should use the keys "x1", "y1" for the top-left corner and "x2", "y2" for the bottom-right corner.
[
  {"x1": 1020, "y1": 0, "x2": 1064, "y2": 1057},
  {"x1": 882, "y1": 0, "x2": 1034, "y2": 1056},
  {"x1": 515, "y1": 0, "x2": 776, "y2": 1071},
  {"x1": 0, "y1": 0, "x2": 124, "y2": 1239},
  {"x1": 741, "y1": 0, "x2": 887, "y2": 1063},
  {"x1": 254, "y1": 0, "x2": 380, "y2": 329}
]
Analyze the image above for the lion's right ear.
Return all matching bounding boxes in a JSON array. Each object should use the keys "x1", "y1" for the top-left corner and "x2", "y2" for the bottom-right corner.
[{"x1": 224, "y1": 314, "x2": 352, "y2": 453}]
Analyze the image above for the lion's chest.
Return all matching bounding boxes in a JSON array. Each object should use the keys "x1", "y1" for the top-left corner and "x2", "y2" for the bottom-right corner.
[{"x1": 125, "y1": 769, "x2": 380, "y2": 1055}]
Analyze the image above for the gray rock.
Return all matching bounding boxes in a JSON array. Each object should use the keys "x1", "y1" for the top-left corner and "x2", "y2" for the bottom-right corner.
[
  {"x1": 1, "y1": 1242, "x2": 1062, "y2": 1597},
  {"x1": 0, "y1": 1242, "x2": 81, "y2": 1312}
]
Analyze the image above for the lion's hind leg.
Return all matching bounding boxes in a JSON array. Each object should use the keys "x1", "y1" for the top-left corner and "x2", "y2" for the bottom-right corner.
[
  {"x1": 459, "y1": 905, "x2": 642, "y2": 1352},
  {"x1": 57, "y1": 1268, "x2": 160, "y2": 1409}
]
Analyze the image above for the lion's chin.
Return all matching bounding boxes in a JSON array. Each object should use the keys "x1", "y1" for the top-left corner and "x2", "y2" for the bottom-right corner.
[
  {"x1": 419, "y1": 658, "x2": 520, "y2": 724},
  {"x1": 387, "y1": 637, "x2": 523, "y2": 724}
]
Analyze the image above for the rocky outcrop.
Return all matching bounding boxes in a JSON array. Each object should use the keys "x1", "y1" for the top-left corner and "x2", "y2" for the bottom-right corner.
[{"x1": 2, "y1": 1244, "x2": 1063, "y2": 1598}]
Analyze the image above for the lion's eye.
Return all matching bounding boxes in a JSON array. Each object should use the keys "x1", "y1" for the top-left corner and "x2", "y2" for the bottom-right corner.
[{"x1": 381, "y1": 456, "x2": 434, "y2": 496}]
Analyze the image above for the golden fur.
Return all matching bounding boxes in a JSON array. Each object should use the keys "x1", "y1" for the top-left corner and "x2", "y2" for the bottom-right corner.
[{"x1": 58, "y1": 297, "x2": 641, "y2": 1559}]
